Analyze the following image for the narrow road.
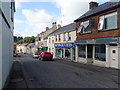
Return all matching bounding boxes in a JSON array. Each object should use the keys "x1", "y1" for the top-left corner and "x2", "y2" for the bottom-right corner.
[{"x1": 17, "y1": 54, "x2": 119, "y2": 88}]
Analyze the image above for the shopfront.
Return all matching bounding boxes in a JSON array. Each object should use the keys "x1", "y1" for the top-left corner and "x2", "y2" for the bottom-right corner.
[
  {"x1": 75, "y1": 37, "x2": 120, "y2": 69},
  {"x1": 54, "y1": 43, "x2": 76, "y2": 61}
]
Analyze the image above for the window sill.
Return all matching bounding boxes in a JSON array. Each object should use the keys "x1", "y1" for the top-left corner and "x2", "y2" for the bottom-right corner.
[
  {"x1": 80, "y1": 32, "x2": 92, "y2": 35},
  {"x1": 98, "y1": 28, "x2": 118, "y2": 32}
]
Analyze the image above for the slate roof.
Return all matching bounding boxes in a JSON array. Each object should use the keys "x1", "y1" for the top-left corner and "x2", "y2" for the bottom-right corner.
[
  {"x1": 27, "y1": 43, "x2": 34, "y2": 47},
  {"x1": 48, "y1": 23, "x2": 76, "y2": 37},
  {"x1": 74, "y1": 1, "x2": 120, "y2": 22}
]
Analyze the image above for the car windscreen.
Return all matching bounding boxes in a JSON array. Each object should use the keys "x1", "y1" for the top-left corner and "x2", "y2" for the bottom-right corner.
[{"x1": 35, "y1": 53, "x2": 39, "y2": 55}]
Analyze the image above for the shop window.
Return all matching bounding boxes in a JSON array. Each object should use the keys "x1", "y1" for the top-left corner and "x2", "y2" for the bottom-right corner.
[
  {"x1": 95, "y1": 44, "x2": 106, "y2": 61},
  {"x1": 98, "y1": 12, "x2": 117, "y2": 30},
  {"x1": 77, "y1": 19, "x2": 94, "y2": 34},
  {"x1": 65, "y1": 48, "x2": 71, "y2": 59},
  {"x1": 79, "y1": 45, "x2": 86, "y2": 58},
  {"x1": 56, "y1": 48, "x2": 63, "y2": 58}
]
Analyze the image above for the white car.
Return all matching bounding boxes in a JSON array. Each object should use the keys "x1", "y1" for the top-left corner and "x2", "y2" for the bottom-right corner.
[{"x1": 33, "y1": 53, "x2": 39, "y2": 58}]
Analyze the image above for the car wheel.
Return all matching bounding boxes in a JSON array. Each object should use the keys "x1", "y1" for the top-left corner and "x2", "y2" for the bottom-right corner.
[
  {"x1": 41, "y1": 58, "x2": 44, "y2": 61},
  {"x1": 39, "y1": 57, "x2": 41, "y2": 60}
]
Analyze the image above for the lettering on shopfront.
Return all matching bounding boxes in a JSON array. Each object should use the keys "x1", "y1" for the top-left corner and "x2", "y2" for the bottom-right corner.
[
  {"x1": 54, "y1": 43, "x2": 75, "y2": 48},
  {"x1": 87, "y1": 39, "x2": 96, "y2": 44}
]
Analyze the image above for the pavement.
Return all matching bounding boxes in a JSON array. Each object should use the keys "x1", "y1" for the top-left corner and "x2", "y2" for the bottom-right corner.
[
  {"x1": 6, "y1": 58, "x2": 28, "y2": 89},
  {"x1": 5, "y1": 54, "x2": 120, "y2": 89}
]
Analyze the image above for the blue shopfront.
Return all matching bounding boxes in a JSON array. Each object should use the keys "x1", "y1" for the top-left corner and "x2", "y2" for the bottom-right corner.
[{"x1": 54, "y1": 43, "x2": 76, "y2": 61}]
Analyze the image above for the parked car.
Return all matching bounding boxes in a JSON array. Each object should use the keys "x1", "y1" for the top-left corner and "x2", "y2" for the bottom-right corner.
[
  {"x1": 33, "y1": 52, "x2": 39, "y2": 58},
  {"x1": 39, "y1": 52, "x2": 53, "y2": 61},
  {"x1": 17, "y1": 53, "x2": 21, "y2": 57}
]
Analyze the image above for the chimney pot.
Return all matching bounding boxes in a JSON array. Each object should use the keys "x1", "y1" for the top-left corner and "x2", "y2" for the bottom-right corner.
[
  {"x1": 89, "y1": 1, "x2": 99, "y2": 10},
  {"x1": 46, "y1": 27, "x2": 49, "y2": 31}
]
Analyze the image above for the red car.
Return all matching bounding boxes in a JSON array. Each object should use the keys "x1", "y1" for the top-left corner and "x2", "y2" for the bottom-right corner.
[{"x1": 39, "y1": 52, "x2": 53, "y2": 61}]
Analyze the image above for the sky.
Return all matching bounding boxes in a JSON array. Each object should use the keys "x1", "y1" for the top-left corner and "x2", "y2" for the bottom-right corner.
[{"x1": 14, "y1": 0, "x2": 110, "y2": 37}]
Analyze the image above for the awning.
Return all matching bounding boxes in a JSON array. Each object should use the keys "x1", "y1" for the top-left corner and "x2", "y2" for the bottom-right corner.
[{"x1": 75, "y1": 37, "x2": 120, "y2": 44}]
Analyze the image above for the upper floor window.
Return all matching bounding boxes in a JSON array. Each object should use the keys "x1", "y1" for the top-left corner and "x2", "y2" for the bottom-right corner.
[
  {"x1": 68, "y1": 32, "x2": 71, "y2": 41},
  {"x1": 98, "y1": 12, "x2": 117, "y2": 31},
  {"x1": 63, "y1": 33, "x2": 66, "y2": 41},
  {"x1": 55, "y1": 36, "x2": 57, "y2": 42},
  {"x1": 52, "y1": 37, "x2": 54, "y2": 43},
  {"x1": 49, "y1": 38, "x2": 51, "y2": 43},
  {"x1": 39, "y1": 37, "x2": 41, "y2": 41},
  {"x1": 77, "y1": 19, "x2": 94, "y2": 34},
  {"x1": 58, "y1": 34, "x2": 61, "y2": 42}
]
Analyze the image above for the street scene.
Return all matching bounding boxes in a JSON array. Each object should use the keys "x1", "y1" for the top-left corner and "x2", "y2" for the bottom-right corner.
[
  {"x1": 7, "y1": 54, "x2": 119, "y2": 88},
  {"x1": 0, "y1": 0, "x2": 120, "y2": 89}
]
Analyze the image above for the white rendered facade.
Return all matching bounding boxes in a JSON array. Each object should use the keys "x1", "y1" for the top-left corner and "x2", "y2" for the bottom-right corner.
[{"x1": 0, "y1": 0, "x2": 15, "y2": 89}]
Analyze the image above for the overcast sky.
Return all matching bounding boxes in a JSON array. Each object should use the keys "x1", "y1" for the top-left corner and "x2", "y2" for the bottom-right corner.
[{"x1": 14, "y1": 0, "x2": 110, "y2": 37}]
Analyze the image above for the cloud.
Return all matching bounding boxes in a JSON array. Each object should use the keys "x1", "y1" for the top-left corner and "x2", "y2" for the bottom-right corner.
[
  {"x1": 14, "y1": 0, "x2": 111, "y2": 37},
  {"x1": 14, "y1": 19, "x2": 24, "y2": 24},
  {"x1": 15, "y1": 9, "x2": 54, "y2": 37}
]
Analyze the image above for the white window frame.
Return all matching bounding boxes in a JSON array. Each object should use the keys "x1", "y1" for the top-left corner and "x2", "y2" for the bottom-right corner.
[
  {"x1": 77, "y1": 20, "x2": 92, "y2": 34},
  {"x1": 68, "y1": 32, "x2": 71, "y2": 41},
  {"x1": 63, "y1": 33, "x2": 66, "y2": 41},
  {"x1": 98, "y1": 12, "x2": 117, "y2": 31}
]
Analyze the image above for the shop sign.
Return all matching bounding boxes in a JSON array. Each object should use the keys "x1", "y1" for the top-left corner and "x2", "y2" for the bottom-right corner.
[
  {"x1": 87, "y1": 39, "x2": 96, "y2": 44},
  {"x1": 54, "y1": 43, "x2": 76, "y2": 48}
]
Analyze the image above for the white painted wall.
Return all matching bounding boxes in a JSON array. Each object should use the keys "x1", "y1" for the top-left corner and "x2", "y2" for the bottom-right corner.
[
  {"x1": 0, "y1": 0, "x2": 15, "y2": 89},
  {"x1": 118, "y1": 44, "x2": 120, "y2": 69},
  {"x1": 0, "y1": 12, "x2": 2, "y2": 90}
]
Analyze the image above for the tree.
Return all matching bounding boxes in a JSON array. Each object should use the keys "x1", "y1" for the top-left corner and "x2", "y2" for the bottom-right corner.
[{"x1": 17, "y1": 36, "x2": 35, "y2": 44}]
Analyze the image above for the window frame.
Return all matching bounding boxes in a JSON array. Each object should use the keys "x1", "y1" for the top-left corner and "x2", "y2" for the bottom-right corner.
[
  {"x1": 98, "y1": 12, "x2": 118, "y2": 31},
  {"x1": 77, "y1": 19, "x2": 93, "y2": 34},
  {"x1": 68, "y1": 32, "x2": 71, "y2": 41},
  {"x1": 63, "y1": 33, "x2": 66, "y2": 41}
]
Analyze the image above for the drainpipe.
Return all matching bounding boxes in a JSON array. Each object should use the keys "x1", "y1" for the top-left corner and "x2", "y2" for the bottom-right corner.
[
  {"x1": 106, "y1": 44, "x2": 110, "y2": 68},
  {"x1": 75, "y1": 45, "x2": 78, "y2": 62}
]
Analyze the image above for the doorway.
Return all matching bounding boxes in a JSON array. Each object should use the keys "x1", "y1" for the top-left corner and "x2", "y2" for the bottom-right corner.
[
  {"x1": 109, "y1": 46, "x2": 118, "y2": 69},
  {"x1": 87, "y1": 45, "x2": 93, "y2": 58}
]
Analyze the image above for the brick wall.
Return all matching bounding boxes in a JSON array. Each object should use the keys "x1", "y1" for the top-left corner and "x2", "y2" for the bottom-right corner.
[{"x1": 76, "y1": 8, "x2": 120, "y2": 40}]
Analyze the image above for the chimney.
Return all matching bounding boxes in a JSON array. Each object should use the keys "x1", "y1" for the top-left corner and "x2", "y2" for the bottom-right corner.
[
  {"x1": 46, "y1": 27, "x2": 49, "y2": 31},
  {"x1": 52, "y1": 22, "x2": 57, "y2": 27},
  {"x1": 57, "y1": 24, "x2": 61, "y2": 29},
  {"x1": 89, "y1": 1, "x2": 99, "y2": 10}
]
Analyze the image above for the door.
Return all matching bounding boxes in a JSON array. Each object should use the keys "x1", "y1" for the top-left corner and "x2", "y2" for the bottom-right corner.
[
  {"x1": 110, "y1": 46, "x2": 118, "y2": 69},
  {"x1": 73, "y1": 48, "x2": 76, "y2": 60},
  {"x1": 87, "y1": 45, "x2": 93, "y2": 58}
]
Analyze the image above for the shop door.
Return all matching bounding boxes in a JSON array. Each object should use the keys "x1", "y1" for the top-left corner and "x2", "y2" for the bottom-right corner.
[
  {"x1": 110, "y1": 46, "x2": 118, "y2": 69},
  {"x1": 87, "y1": 45, "x2": 93, "y2": 58},
  {"x1": 73, "y1": 48, "x2": 76, "y2": 60}
]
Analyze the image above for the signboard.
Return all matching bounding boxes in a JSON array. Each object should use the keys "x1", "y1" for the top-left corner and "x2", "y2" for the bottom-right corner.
[{"x1": 54, "y1": 43, "x2": 76, "y2": 48}]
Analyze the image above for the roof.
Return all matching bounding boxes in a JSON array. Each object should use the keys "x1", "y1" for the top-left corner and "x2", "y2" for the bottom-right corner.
[
  {"x1": 27, "y1": 43, "x2": 34, "y2": 47},
  {"x1": 48, "y1": 23, "x2": 76, "y2": 37},
  {"x1": 74, "y1": 1, "x2": 120, "y2": 22}
]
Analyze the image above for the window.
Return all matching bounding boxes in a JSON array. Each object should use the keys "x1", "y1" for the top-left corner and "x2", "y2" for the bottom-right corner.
[
  {"x1": 68, "y1": 32, "x2": 71, "y2": 41},
  {"x1": 58, "y1": 34, "x2": 61, "y2": 42},
  {"x1": 98, "y1": 12, "x2": 117, "y2": 30},
  {"x1": 49, "y1": 38, "x2": 51, "y2": 43},
  {"x1": 78, "y1": 45, "x2": 86, "y2": 58},
  {"x1": 78, "y1": 20, "x2": 94, "y2": 34},
  {"x1": 55, "y1": 36, "x2": 57, "y2": 42},
  {"x1": 39, "y1": 38, "x2": 41, "y2": 41},
  {"x1": 52, "y1": 37, "x2": 54, "y2": 43},
  {"x1": 95, "y1": 44, "x2": 106, "y2": 61},
  {"x1": 63, "y1": 33, "x2": 66, "y2": 41}
]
